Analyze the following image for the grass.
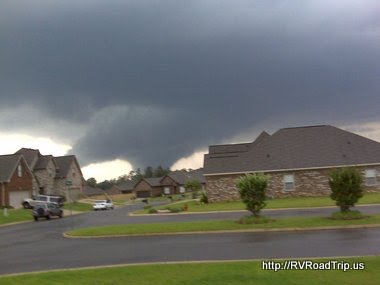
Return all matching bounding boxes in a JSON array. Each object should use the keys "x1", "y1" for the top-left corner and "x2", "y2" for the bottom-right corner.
[
  {"x1": 135, "y1": 193, "x2": 380, "y2": 214},
  {"x1": 63, "y1": 202, "x2": 93, "y2": 212},
  {"x1": 0, "y1": 257, "x2": 378, "y2": 285},
  {"x1": 0, "y1": 208, "x2": 32, "y2": 225},
  {"x1": 65, "y1": 213, "x2": 380, "y2": 237}
]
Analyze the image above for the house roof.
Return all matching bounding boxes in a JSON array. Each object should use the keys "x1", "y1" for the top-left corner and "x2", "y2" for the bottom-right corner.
[
  {"x1": 15, "y1": 148, "x2": 40, "y2": 170},
  {"x1": 204, "y1": 125, "x2": 380, "y2": 175},
  {"x1": 54, "y1": 155, "x2": 83, "y2": 178},
  {"x1": 164, "y1": 169, "x2": 206, "y2": 185},
  {"x1": 83, "y1": 186, "x2": 105, "y2": 196},
  {"x1": 0, "y1": 154, "x2": 27, "y2": 182},
  {"x1": 115, "y1": 180, "x2": 137, "y2": 191},
  {"x1": 34, "y1": 155, "x2": 56, "y2": 170},
  {"x1": 143, "y1": 177, "x2": 162, "y2": 187}
]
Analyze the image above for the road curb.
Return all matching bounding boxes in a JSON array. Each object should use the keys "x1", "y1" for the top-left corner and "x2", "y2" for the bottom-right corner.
[
  {"x1": 2, "y1": 255, "x2": 379, "y2": 277},
  {"x1": 129, "y1": 203, "x2": 380, "y2": 216},
  {"x1": 63, "y1": 224, "x2": 380, "y2": 239}
]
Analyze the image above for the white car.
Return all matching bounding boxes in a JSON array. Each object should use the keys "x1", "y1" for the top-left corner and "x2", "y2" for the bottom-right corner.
[{"x1": 93, "y1": 200, "x2": 114, "y2": 211}]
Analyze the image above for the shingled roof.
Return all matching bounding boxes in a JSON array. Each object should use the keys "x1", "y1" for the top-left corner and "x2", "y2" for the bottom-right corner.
[
  {"x1": 55, "y1": 155, "x2": 82, "y2": 178},
  {"x1": 15, "y1": 148, "x2": 40, "y2": 170},
  {"x1": 0, "y1": 154, "x2": 28, "y2": 182},
  {"x1": 204, "y1": 125, "x2": 380, "y2": 175},
  {"x1": 164, "y1": 169, "x2": 206, "y2": 184}
]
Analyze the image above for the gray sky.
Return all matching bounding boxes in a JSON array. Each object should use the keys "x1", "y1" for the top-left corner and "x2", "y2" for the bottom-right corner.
[{"x1": 1, "y1": 0, "x2": 379, "y2": 170}]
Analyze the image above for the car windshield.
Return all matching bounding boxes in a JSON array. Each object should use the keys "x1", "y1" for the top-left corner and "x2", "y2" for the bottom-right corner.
[
  {"x1": 95, "y1": 200, "x2": 106, "y2": 204},
  {"x1": 34, "y1": 204, "x2": 47, "y2": 209}
]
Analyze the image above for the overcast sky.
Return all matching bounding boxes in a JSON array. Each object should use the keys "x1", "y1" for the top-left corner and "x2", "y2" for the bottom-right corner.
[{"x1": 1, "y1": 1, "x2": 379, "y2": 180}]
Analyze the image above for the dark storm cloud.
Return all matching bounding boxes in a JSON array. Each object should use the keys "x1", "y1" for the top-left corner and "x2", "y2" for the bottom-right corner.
[{"x1": 1, "y1": 1, "x2": 379, "y2": 167}]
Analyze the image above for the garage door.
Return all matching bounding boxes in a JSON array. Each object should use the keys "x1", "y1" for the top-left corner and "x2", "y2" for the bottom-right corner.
[
  {"x1": 9, "y1": 191, "x2": 31, "y2": 208},
  {"x1": 136, "y1": 191, "x2": 151, "y2": 198}
]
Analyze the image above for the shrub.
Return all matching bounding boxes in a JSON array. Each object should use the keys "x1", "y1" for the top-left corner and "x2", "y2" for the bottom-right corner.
[
  {"x1": 166, "y1": 206, "x2": 183, "y2": 213},
  {"x1": 329, "y1": 168, "x2": 363, "y2": 212},
  {"x1": 148, "y1": 208, "x2": 158, "y2": 214},
  {"x1": 235, "y1": 173, "x2": 268, "y2": 217},
  {"x1": 200, "y1": 191, "x2": 208, "y2": 204}
]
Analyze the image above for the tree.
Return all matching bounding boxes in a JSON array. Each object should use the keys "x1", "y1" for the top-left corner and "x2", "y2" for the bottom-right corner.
[
  {"x1": 153, "y1": 166, "x2": 170, "y2": 177},
  {"x1": 144, "y1": 166, "x2": 154, "y2": 178},
  {"x1": 329, "y1": 168, "x2": 363, "y2": 212},
  {"x1": 235, "y1": 173, "x2": 268, "y2": 217},
  {"x1": 86, "y1": 177, "x2": 97, "y2": 188}
]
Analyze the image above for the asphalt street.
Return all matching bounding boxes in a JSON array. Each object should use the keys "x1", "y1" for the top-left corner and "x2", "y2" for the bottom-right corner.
[{"x1": 0, "y1": 203, "x2": 380, "y2": 275}]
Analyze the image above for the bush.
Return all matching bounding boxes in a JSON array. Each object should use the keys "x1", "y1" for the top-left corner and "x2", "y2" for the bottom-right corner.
[
  {"x1": 236, "y1": 173, "x2": 268, "y2": 217},
  {"x1": 329, "y1": 168, "x2": 363, "y2": 212},
  {"x1": 166, "y1": 206, "x2": 183, "y2": 213},
  {"x1": 148, "y1": 208, "x2": 158, "y2": 214},
  {"x1": 329, "y1": 210, "x2": 368, "y2": 220},
  {"x1": 200, "y1": 191, "x2": 208, "y2": 204},
  {"x1": 236, "y1": 215, "x2": 274, "y2": 224}
]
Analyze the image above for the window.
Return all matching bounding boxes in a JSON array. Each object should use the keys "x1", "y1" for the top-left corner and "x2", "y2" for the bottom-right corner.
[
  {"x1": 365, "y1": 169, "x2": 377, "y2": 186},
  {"x1": 17, "y1": 164, "x2": 22, "y2": 177},
  {"x1": 283, "y1": 174, "x2": 295, "y2": 191},
  {"x1": 164, "y1": 187, "x2": 171, "y2": 195},
  {"x1": 179, "y1": 186, "x2": 185, "y2": 194}
]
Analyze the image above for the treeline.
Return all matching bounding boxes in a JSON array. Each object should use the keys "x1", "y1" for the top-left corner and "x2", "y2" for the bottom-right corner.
[{"x1": 86, "y1": 166, "x2": 172, "y2": 190}]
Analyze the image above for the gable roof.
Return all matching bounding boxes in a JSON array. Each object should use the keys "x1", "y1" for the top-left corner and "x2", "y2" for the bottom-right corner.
[
  {"x1": 55, "y1": 155, "x2": 83, "y2": 178},
  {"x1": 83, "y1": 185, "x2": 105, "y2": 196},
  {"x1": 114, "y1": 180, "x2": 137, "y2": 191},
  {"x1": 0, "y1": 154, "x2": 30, "y2": 182},
  {"x1": 34, "y1": 155, "x2": 56, "y2": 170},
  {"x1": 204, "y1": 125, "x2": 380, "y2": 175},
  {"x1": 144, "y1": 177, "x2": 162, "y2": 187},
  {"x1": 163, "y1": 169, "x2": 206, "y2": 185},
  {"x1": 15, "y1": 148, "x2": 40, "y2": 170}
]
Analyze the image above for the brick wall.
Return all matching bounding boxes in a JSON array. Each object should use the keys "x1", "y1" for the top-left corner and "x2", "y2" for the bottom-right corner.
[{"x1": 206, "y1": 165, "x2": 380, "y2": 202}]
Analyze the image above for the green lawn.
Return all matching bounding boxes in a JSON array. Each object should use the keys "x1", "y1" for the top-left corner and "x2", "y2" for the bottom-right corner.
[
  {"x1": 63, "y1": 202, "x2": 93, "y2": 212},
  {"x1": 0, "y1": 208, "x2": 33, "y2": 225},
  {"x1": 135, "y1": 193, "x2": 380, "y2": 214},
  {"x1": 65, "y1": 214, "x2": 380, "y2": 237},
  {"x1": 0, "y1": 257, "x2": 378, "y2": 285}
]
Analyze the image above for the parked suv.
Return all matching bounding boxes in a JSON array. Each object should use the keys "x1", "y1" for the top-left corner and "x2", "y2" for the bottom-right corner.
[
  {"x1": 22, "y1": 195, "x2": 64, "y2": 209},
  {"x1": 32, "y1": 203, "x2": 63, "y2": 221}
]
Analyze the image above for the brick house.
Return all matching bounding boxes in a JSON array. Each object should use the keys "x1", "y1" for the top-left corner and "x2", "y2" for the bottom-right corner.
[
  {"x1": 203, "y1": 125, "x2": 380, "y2": 202},
  {"x1": 109, "y1": 180, "x2": 137, "y2": 195},
  {"x1": 15, "y1": 149, "x2": 84, "y2": 201},
  {"x1": 15, "y1": 148, "x2": 57, "y2": 195},
  {"x1": 0, "y1": 154, "x2": 34, "y2": 208},
  {"x1": 134, "y1": 178, "x2": 163, "y2": 198},
  {"x1": 160, "y1": 169, "x2": 206, "y2": 195}
]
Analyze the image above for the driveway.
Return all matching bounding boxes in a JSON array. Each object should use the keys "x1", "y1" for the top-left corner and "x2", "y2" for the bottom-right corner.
[{"x1": 0, "y1": 203, "x2": 379, "y2": 275}]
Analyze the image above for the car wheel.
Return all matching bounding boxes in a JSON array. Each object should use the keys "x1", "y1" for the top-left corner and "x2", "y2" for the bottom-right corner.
[
  {"x1": 34, "y1": 216, "x2": 38, "y2": 221},
  {"x1": 59, "y1": 212, "x2": 63, "y2": 218},
  {"x1": 23, "y1": 202, "x2": 30, "y2": 209},
  {"x1": 46, "y1": 215, "x2": 51, "y2": 220}
]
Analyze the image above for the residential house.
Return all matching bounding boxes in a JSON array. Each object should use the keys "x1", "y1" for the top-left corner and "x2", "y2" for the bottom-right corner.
[
  {"x1": 160, "y1": 169, "x2": 206, "y2": 195},
  {"x1": 15, "y1": 149, "x2": 85, "y2": 201},
  {"x1": 203, "y1": 125, "x2": 380, "y2": 202},
  {"x1": 54, "y1": 155, "x2": 84, "y2": 201},
  {"x1": 133, "y1": 178, "x2": 163, "y2": 198},
  {"x1": 83, "y1": 185, "x2": 105, "y2": 197},
  {"x1": 109, "y1": 180, "x2": 136, "y2": 195},
  {"x1": 15, "y1": 148, "x2": 57, "y2": 195},
  {"x1": 0, "y1": 154, "x2": 34, "y2": 208}
]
